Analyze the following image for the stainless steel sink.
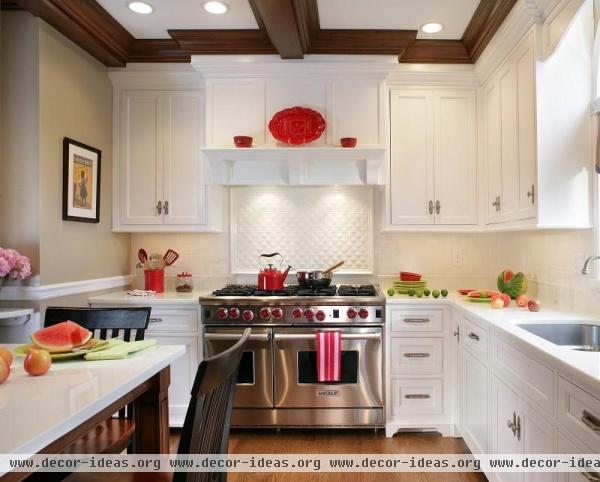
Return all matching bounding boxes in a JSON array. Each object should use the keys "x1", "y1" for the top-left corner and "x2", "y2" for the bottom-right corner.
[{"x1": 516, "y1": 323, "x2": 600, "y2": 352}]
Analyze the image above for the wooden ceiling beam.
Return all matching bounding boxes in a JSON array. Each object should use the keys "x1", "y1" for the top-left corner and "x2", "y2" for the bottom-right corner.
[
  {"x1": 400, "y1": 40, "x2": 472, "y2": 64},
  {"x1": 168, "y1": 29, "x2": 276, "y2": 55},
  {"x1": 128, "y1": 40, "x2": 191, "y2": 63},
  {"x1": 11, "y1": 0, "x2": 133, "y2": 67},
  {"x1": 248, "y1": 0, "x2": 305, "y2": 59},
  {"x1": 462, "y1": 0, "x2": 518, "y2": 62}
]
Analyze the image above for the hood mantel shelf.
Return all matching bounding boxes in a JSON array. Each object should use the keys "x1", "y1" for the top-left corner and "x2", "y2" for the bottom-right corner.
[{"x1": 201, "y1": 146, "x2": 387, "y2": 186}]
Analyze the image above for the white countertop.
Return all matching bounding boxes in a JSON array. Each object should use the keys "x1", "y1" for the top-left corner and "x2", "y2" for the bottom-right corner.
[
  {"x1": 387, "y1": 293, "x2": 600, "y2": 389},
  {"x1": 89, "y1": 290, "x2": 205, "y2": 307},
  {"x1": 0, "y1": 344, "x2": 185, "y2": 462}
]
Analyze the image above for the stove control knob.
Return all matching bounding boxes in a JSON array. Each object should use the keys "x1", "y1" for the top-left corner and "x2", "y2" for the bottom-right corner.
[
  {"x1": 228, "y1": 308, "x2": 240, "y2": 319},
  {"x1": 242, "y1": 310, "x2": 254, "y2": 322},
  {"x1": 315, "y1": 310, "x2": 326, "y2": 322},
  {"x1": 259, "y1": 307, "x2": 271, "y2": 320},
  {"x1": 271, "y1": 307, "x2": 284, "y2": 320},
  {"x1": 216, "y1": 307, "x2": 229, "y2": 320},
  {"x1": 347, "y1": 308, "x2": 358, "y2": 320},
  {"x1": 358, "y1": 308, "x2": 369, "y2": 319},
  {"x1": 292, "y1": 307, "x2": 303, "y2": 319},
  {"x1": 304, "y1": 308, "x2": 315, "y2": 320}
]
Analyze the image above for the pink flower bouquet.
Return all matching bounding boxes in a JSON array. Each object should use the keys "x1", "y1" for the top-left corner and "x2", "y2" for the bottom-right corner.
[{"x1": 0, "y1": 248, "x2": 32, "y2": 284}]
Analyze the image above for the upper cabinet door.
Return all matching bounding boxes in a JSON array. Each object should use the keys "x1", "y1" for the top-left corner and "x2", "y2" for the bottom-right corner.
[
  {"x1": 484, "y1": 79, "x2": 502, "y2": 223},
  {"x1": 390, "y1": 91, "x2": 435, "y2": 225},
  {"x1": 163, "y1": 92, "x2": 207, "y2": 226},
  {"x1": 515, "y1": 38, "x2": 537, "y2": 221},
  {"x1": 498, "y1": 63, "x2": 520, "y2": 222},
  {"x1": 433, "y1": 91, "x2": 477, "y2": 225},
  {"x1": 119, "y1": 91, "x2": 164, "y2": 225}
]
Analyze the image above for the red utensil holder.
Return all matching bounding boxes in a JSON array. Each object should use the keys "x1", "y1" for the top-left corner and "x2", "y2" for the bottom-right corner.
[{"x1": 144, "y1": 269, "x2": 164, "y2": 293}]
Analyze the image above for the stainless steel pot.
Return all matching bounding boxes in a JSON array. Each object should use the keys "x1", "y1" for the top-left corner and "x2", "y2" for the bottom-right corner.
[{"x1": 295, "y1": 261, "x2": 344, "y2": 290}]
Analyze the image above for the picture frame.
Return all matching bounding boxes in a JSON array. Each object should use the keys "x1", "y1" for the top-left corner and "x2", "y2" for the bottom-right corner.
[{"x1": 62, "y1": 137, "x2": 101, "y2": 223}]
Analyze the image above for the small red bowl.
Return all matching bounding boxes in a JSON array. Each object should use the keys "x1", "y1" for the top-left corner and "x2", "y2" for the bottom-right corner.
[
  {"x1": 340, "y1": 137, "x2": 357, "y2": 148},
  {"x1": 458, "y1": 289, "x2": 476, "y2": 296},
  {"x1": 234, "y1": 136, "x2": 253, "y2": 148},
  {"x1": 400, "y1": 271, "x2": 422, "y2": 281}
]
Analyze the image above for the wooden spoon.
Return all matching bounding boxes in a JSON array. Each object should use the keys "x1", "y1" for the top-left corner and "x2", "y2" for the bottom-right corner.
[{"x1": 323, "y1": 261, "x2": 345, "y2": 274}]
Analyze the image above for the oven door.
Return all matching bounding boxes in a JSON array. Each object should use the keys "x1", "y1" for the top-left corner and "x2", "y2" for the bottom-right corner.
[
  {"x1": 204, "y1": 327, "x2": 273, "y2": 408},
  {"x1": 273, "y1": 326, "x2": 382, "y2": 408}
]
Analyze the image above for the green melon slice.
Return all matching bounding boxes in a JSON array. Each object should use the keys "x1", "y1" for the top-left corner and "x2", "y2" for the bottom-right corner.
[{"x1": 31, "y1": 321, "x2": 92, "y2": 353}]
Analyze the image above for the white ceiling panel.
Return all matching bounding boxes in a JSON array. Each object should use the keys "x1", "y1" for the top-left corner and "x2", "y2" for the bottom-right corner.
[
  {"x1": 96, "y1": 0, "x2": 259, "y2": 39},
  {"x1": 316, "y1": 0, "x2": 480, "y2": 40}
]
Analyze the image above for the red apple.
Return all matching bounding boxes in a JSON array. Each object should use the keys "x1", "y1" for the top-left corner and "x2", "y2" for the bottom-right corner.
[
  {"x1": 24, "y1": 348, "x2": 51, "y2": 376},
  {"x1": 0, "y1": 346, "x2": 13, "y2": 367},
  {"x1": 516, "y1": 294, "x2": 530, "y2": 308},
  {"x1": 0, "y1": 358, "x2": 9, "y2": 384},
  {"x1": 527, "y1": 299, "x2": 541, "y2": 312},
  {"x1": 498, "y1": 293, "x2": 511, "y2": 307},
  {"x1": 490, "y1": 296, "x2": 505, "y2": 309}
]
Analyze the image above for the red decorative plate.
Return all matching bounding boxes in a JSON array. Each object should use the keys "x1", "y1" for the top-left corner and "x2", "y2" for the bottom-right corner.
[{"x1": 268, "y1": 107, "x2": 326, "y2": 145}]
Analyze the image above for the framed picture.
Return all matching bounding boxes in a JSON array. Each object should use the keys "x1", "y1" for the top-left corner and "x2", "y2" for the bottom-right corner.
[{"x1": 62, "y1": 137, "x2": 101, "y2": 223}]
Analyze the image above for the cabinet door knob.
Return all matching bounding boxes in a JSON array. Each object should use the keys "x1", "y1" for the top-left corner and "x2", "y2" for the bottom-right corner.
[
  {"x1": 164, "y1": 200, "x2": 169, "y2": 215},
  {"x1": 156, "y1": 200, "x2": 162, "y2": 215},
  {"x1": 435, "y1": 200, "x2": 441, "y2": 215},
  {"x1": 428, "y1": 200, "x2": 434, "y2": 215},
  {"x1": 527, "y1": 184, "x2": 535, "y2": 204},
  {"x1": 492, "y1": 196, "x2": 501, "y2": 212}
]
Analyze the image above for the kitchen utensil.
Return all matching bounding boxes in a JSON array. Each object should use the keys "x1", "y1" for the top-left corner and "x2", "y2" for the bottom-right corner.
[
  {"x1": 322, "y1": 260, "x2": 345, "y2": 274},
  {"x1": 162, "y1": 249, "x2": 180, "y2": 267},
  {"x1": 258, "y1": 253, "x2": 291, "y2": 291},
  {"x1": 296, "y1": 270, "x2": 333, "y2": 290},
  {"x1": 147, "y1": 253, "x2": 163, "y2": 270},
  {"x1": 138, "y1": 248, "x2": 148, "y2": 267},
  {"x1": 340, "y1": 137, "x2": 357, "y2": 148},
  {"x1": 268, "y1": 107, "x2": 326, "y2": 144},
  {"x1": 400, "y1": 271, "x2": 422, "y2": 281},
  {"x1": 234, "y1": 136, "x2": 253, "y2": 148}
]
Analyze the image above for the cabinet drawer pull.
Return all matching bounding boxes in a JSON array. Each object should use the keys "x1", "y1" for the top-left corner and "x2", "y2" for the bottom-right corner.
[
  {"x1": 582, "y1": 410, "x2": 600, "y2": 434},
  {"x1": 403, "y1": 352, "x2": 431, "y2": 358},
  {"x1": 468, "y1": 332, "x2": 480, "y2": 342},
  {"x1": 149, "y1": 317, "x2": 163, "y2": 323},
  {"x1": 404, "y1": 394, "x2": 430, "y2": 400},
  {"x1": 403, "y1": 318, "x2": 430, "y2": 324},
  {"x1": 582, "y1": 472, "x2": 600, "y2": 482}
]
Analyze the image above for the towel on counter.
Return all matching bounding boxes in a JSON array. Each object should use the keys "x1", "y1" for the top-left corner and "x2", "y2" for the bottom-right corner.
[
  {"x1": 84, "y1": 339, "x2": 157, "y2": 360},
  {"x1": 126, "y1": 289, "x2": 156, "y2": 297},
  {"x1": 316, "y1": 331, "x2": 341, "y2": 382}
]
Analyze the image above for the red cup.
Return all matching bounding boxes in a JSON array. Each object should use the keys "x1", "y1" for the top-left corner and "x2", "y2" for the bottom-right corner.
[
  {"x1": 144, "y1": 269, "x2": 164, "y2": 293},
  {"x1": 340, "y1": 137, "x2": 357, "y2": 148},
  {"x1": 234, "y1": 136, "x2": 253, "y2": 148}
]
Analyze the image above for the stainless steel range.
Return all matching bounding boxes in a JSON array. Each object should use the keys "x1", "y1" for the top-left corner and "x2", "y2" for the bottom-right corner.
[{"x1": 200, "y1": 284, "x2": 385, "y2": 428}]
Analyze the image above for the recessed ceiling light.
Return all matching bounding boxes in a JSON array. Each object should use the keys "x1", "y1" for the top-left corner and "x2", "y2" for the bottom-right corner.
[
  {"x1": 203, "y1": 1, "x2": 229, "y2": 14},
  {"x1": 421, "y1": 22, "x2": 443, "y2": 34},
  {"x1": 128, "y1": 1, "x2": 153, "y2": 14}
]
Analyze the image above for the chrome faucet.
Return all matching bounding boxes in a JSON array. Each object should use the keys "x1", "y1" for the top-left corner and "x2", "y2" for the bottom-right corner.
[{"x1": 581, "y1": 256, "x2": 600, "y2": 274}]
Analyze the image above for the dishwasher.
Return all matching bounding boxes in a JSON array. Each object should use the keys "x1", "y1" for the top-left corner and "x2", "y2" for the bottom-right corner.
[{"x1": 0, "y1": 308, "x2": 39, "y2": 343}]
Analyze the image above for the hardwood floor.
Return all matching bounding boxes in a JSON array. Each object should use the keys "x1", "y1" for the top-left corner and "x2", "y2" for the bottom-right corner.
[{"x1": 169, "y1": 429, "x2": 488, "y2": 482}]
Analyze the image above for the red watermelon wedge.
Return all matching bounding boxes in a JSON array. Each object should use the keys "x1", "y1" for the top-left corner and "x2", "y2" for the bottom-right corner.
[{"x1": 31, "y1": 321, "x2": 92, "y2": 353}]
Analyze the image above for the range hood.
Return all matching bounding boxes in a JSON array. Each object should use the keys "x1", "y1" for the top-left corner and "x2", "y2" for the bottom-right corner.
[{"x1": 192, "y1": 55, "x2": 397, "y2": 186}]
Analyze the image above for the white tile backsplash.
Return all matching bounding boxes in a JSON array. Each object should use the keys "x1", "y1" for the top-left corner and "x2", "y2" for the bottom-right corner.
[{"x1": 131, "y1": 186, "x2": 599, "y2": 312}]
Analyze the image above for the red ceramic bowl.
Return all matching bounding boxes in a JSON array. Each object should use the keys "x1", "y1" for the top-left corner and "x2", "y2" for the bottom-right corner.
[
  {"x1": 234, "y1": 136, "x2": 253, "y2": 148},
  {"x1": 340, "y1": 137, "x2": 357, "y2": 148},
  {"x1": 400, "y1": 271, "x2": 422, "y2": 282}
]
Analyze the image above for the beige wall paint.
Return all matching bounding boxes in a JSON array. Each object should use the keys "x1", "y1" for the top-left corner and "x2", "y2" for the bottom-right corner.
[
  {"x1": 0, "y1": 13, "x2": 41, "y2": 277},
  {"x1": 0, "y1": 13, "x2": 130, "y2": 285}
]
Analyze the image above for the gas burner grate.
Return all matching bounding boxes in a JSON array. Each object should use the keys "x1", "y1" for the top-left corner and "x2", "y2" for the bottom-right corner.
[
  {"x1": 295, "y1": 286, "x2": 338, "y2": 297},
  {"x1": 337, "y1": 285, "x2": 377, "y2": 297},
  {"x1": 211, "y1": 285, "x2": 257, "y2": 296}
]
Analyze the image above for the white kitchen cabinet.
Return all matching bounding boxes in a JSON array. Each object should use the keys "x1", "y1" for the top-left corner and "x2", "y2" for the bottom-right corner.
[
  {"x1": 146, "y1": 332, "x2": 199, "y2": 428},
  {"x1": 482, "y1": 20, "x2": 592, "y2": 229},
  {"x1": 459, "y1": 345, "x2": 489, "y2": 453},
  {"x1": 389, "y1": 88, "x2": 477, "y2": 227},
  {"x1": 557, "y1": 430, "x2": 598, "y2": 482},
  {"x1": 114, "y1": 89, "x2": 223, "y2": 232},
  {"x1": 491, "y1": 375, "x2": 555, "y2": 482}
]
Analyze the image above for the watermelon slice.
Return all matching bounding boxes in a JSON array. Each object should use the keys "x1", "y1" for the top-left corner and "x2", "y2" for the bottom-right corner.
[{"x1": 31, "y1": 321, "x2": 92, "y2": 353}]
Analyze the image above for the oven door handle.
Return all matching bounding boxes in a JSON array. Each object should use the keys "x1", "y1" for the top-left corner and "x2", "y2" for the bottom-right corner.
[
  {"x1": 204, "y1": 333, "x2": 271, "y2": 341},
  {"x1": 273, "y1": 333, "x2": 381, "y2": 341}
]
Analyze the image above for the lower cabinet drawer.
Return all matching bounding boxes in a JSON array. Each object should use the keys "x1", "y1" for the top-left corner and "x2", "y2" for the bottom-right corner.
[
  {"x1": 390, "y1": 309, "x2": 443, "y2": 333},
  {"x1": 391, "y1": 379, "x2": 443, "y2": 416},
  {"x1": 558, "y1": 377, "x2": 600, "y2": 452},
  {"x1": 390, "y1": 337, "x2": 443, "y2": 375},
  {"x1": 461, "y1": 318, "x2": 489, "y2": 364},
  {"x1": 146, "y1": 309, "x2": 199, "y2": 333}
]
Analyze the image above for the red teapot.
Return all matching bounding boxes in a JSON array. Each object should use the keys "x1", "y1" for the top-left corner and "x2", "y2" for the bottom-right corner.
[{"x1": 258, "y1": 253, "x2": 291, "y2": 291}]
